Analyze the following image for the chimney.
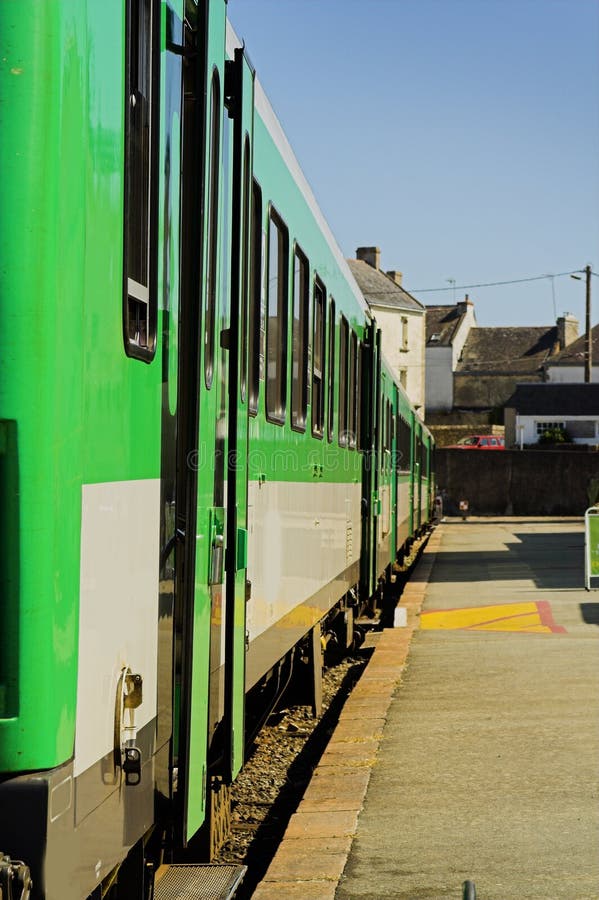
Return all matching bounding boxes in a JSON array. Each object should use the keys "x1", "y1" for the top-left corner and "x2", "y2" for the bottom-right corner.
[
  {"x1": 457, "y1": 293, "x2": 474, "y2": 314},
  {"x1": 556, "y1": 313, "x2": 579, "y2": 349},
  {"x1": 386, "y1": 270, "x2": 403, "y2": 286},
  {"x1": 356, "y1": 246, "x2": 381, "y2": 270}
]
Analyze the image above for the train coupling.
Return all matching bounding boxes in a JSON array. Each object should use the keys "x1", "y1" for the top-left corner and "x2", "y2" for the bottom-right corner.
[{"x1": 0, "y1": 854, "x2": 33, "y2": 900}]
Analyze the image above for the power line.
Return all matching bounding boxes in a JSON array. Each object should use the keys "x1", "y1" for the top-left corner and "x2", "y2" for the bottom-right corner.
[{"x1": 405, "y1": 270, "x2": 584, "y2": 294}]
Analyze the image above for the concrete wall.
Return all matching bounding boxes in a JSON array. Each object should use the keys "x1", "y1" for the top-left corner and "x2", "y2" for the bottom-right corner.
[
  {"x1": 435, "y1": 449, "x2": 599, "y2": 516},
  {"x1": 453, "y1": 372, "x2": 543, "y2": 409}
]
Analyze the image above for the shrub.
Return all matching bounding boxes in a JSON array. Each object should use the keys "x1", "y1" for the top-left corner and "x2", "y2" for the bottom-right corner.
[{"x1": 538, "y1": 426, "x2": 572, "y2": 444}]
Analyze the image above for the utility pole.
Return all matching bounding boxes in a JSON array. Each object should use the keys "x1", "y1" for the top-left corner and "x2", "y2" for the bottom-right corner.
[{"x1": 585, "y1": 265, "x2": 592, "y2": 383}]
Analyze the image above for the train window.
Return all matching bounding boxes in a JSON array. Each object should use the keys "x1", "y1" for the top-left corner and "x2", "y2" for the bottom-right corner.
[
  {"x1": 248, "y1": 180, "x2": 262, "y2": 415},
  {"x1": 291, "y1": 246, "x2": 309, "y2": 431},
  {"x1": 397, "y1": 416, "x2": 410, "y2": 471},
  {"x1": 204, "y1": 70, "x2": 221, "y2": 389},
  {"x1": 240, "y1": 135, "x2": 251, "y2": 403},
  {"x1": 312, "y1": 278, "x2": 326, "y2": 437},
  {"x1": 265, "y1": 207, "x2": 288, "y2": 424},
  {"x1": 327, "y1": 298, "x2": 335, "y2": 442},
  {"x1": 348, "y1": 331, "x2": 357, "y2": 448},
  {"x1": 383, "y1": 399, "x2": 392, "y2": 468},
  {"x1": 123, "y1": 0, "x2": 158, "y2": 362},
  {"x1": 357, "y1": 340, "x2": 364, "y2": 451},
  {"x1": 338, "y1": 316, "x2": 349, "y2": 446}
]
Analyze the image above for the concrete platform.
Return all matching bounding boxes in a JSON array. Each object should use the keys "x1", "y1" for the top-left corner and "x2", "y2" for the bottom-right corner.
[{"x1": 252, "y1": 518, "x2": 599, "y2": 900}]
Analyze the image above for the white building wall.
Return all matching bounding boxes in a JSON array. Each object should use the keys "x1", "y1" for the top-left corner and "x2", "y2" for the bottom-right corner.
[
  {"x1": 425, "y1": 304, "x2": 477, "y2": 413},
  {"x1": 515, "y1": 414, "x2": 599, "y2": 446},
  {"x1": 374, "y1": 306, "x2": 425, "y2": 411},
  {"x1": 545, "y1": 365, "x2": 599, "y2": 383},
  {"x1": 425, "y1": 346, "x2": 454, "y2": 411}
]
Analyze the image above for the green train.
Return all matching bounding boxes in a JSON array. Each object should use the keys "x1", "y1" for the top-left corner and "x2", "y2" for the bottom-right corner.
[{"x1": 0, "y1": 2, "x2": 435, "y2": 899}]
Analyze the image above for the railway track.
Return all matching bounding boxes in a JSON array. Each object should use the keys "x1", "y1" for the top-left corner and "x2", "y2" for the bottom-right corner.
[{"x1": 213, "y1": 651, "x2": 370, "y2": 898}]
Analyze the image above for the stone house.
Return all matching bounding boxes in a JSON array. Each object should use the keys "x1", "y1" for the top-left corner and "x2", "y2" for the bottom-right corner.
[
  {"x1": 347, "y1": 247, "x2": 426, "y2": 412},
  {"x1": 426, "y1": 298, "x2": 579, "y2": 416}
]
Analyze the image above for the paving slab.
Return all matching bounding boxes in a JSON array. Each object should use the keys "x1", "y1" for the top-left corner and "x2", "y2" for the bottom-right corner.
[{"x1": 336, "y1": 518, "x2": 599, "y2": 900}]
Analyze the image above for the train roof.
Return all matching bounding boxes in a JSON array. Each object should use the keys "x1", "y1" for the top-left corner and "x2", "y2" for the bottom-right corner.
[
  {"x1": 226, "y1": 25, "x2": 428, "y2": 438},
  {"x1": 226, "y1": 22, "x2": 370, "y2": 320}
]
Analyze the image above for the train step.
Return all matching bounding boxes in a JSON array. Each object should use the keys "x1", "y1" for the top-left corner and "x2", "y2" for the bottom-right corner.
[{"x1": 154, "y1": 864, "x2": 247, "y2": 900}]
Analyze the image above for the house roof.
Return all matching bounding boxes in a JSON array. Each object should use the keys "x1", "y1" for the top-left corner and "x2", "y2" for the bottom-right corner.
[
  {"x1": 346, "y1": 259, "x2": 424, "y2": 312},
  {"x1": 425, "y1": 304, "x2": 469, "y2": 346},
  {"x1": 456, "y1": 326, "x2": 559, "y2": 375},
  {"x1": 505, "y1": 382, "x2": 599, "y2": 415},
  {"x1": 545, "y1": 323, "x2": 599, "y2": 366}
]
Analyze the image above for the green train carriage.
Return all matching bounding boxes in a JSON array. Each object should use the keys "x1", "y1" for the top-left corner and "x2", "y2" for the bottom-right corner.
[{"x1": 0, "y1": 3, "x2": 435, "y2": 900}]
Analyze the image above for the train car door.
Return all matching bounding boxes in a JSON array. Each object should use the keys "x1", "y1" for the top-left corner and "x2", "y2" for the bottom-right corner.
[
  {"x1": 415, "y1": 421, "x2": 423, "y2": 531},
  {"x1": 408, "y1": 411, "x2": 416, "y2": 538},
  {"x1": 223, "y1": 44, "x2": 254, "y2": 784},
  {"x1": 183, "y1": 30, "x2": 254, "y2": 847},
  {"x1": 359, "y1": 321, "x2": 377, "y2": 603},
  {"x1": 172, "y1": 0, "x2": 229, "y2": 847},
  {"x1": 170, "y1": 1, "x2": 252, "y2": 848},
  {"x1": 392, "y1": 385, "x2": 399, "y2": 557}
]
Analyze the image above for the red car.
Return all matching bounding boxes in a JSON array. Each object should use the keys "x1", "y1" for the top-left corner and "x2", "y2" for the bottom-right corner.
[{"x1": 447, "y1": 435, "x2": 505, "y2": 450}]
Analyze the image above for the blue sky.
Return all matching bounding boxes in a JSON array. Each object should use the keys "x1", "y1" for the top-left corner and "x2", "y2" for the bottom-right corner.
[{"x1": 228, "y1": 0, "x2": 599, "y2": 328}]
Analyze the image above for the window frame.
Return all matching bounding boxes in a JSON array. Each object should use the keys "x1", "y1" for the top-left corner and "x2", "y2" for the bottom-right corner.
[
  {"x1": 397, "y1": 415, "x2": 411, "y2": 473},
  {"x1": 265, "y1": 204, "x2": 289, "y2": 425},
  {"x1": 291, "y1": 243, "x2": 309, "y2": 432},
  {"x1": 248, "y1": 179, "x2": 263, "y2": 416},
  {"x1": 348, "y1": 331, "x2": 357, "y2": 449},
  {"x1": 240, "y1": 134, "x2": 251, "y2": 403},
  {"x1": 338, "y1": 316, "x2": 349, "y2": 447},
  {"x1": 311, "y1": 276, "x2": 326, "y2": 438},
  {"x1": 123, "y1": 0, "x2": 159, "y2": 363},
  {"x1": 327, "y1": 298, "x2": 336, "y2": 442},
  {"x1": 203, "y1": 68, "x2": 221, "y2": 389}
]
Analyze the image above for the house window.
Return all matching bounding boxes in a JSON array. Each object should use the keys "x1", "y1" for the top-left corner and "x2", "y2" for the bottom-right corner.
[
  {"x1": 535, "y1": 421, "x2": 564, "y2": 438},
  {"x1": 399, "y1": 369, "x2": 407, "y2": 389},
  {"x1": 291, "y1": 246, "x2": 309, "y2": 431},
  {"x1": 265, "y1": 206, "x2": 289, "y2": 423},
  {"x1": 123, "y1": 0, "x2": 158, "y2": 361},
  {"x1": 565, "y1": 420, "x2": 596, "y2": 439},
  {"x1": 400, "y1": 316, "x2": 409, "y2": 352}
]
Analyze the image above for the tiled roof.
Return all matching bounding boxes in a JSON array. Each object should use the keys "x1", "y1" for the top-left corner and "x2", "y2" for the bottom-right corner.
[
  {"x1": 425, "y1": 305, "x2": 467, "y2": 346},
  {"x1": 505, "y1": 382, "x2": 599, "y2": 415},
  {"x1": 456, "y1": 326, "x2": 559, "y2": 374},
  {"x1": 546, "y1": 324, "x2": 599, "y2": 366},
  {"x1": 347, "y1": 259, "x2": 424, "y2": 312}
]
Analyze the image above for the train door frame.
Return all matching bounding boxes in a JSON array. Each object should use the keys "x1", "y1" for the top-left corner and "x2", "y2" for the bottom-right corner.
[
  {"x1": 223, "y1": 45, "x2": 255, "y2": 784},
  {"x1": 172, "y1": 0, "x2": 228, "y2": 846}
]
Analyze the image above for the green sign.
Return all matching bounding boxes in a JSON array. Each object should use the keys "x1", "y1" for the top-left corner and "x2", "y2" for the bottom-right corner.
[{"x1": 585, "y1": 508, "x2": 599, "y2": 589}]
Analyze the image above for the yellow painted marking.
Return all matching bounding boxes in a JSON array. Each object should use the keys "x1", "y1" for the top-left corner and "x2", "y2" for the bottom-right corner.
[{"x1": 421, "y1": 601, "x2": 565, "y2": 634}]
